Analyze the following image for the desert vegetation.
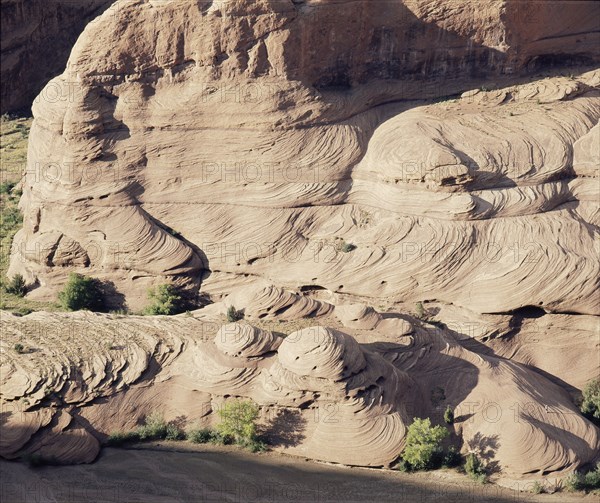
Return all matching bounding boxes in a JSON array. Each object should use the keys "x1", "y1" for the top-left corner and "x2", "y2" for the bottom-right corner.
[
  {"x1": 564, "y1": 463, "x2": 600, "y2": 493},
  {"x1": 107, "y1": 400, "x2": 266, "y2": 453},
  {"x1": 0, "y1": 114, "x2": 56, "y2": 314},
  {"x1": 580, "y1": 378, "x2": 600, "y2": 424},
  {"x1": 143, "y1": 283, "x2": 187, "y2": 315},
  {"x1": 58, "y1": 273, "x2": 106, "y2": 312},
  {"x1": 226, "y1": 305, "x2": 244, "y2": 322}
]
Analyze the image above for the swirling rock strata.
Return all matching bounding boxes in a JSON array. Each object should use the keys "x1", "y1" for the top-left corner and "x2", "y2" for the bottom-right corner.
[
  {"x1": 8, "y1": 0, "x2": 600, "y2": 316},
  {"x1": 1, "y1": 311, "x2": 598, "y2": 482}
]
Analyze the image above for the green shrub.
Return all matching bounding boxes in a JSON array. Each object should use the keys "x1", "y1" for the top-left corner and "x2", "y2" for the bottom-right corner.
[
  {"x1": 415, "y1": 302, "x2": 426, "y2": 319},
  {"x1": 565, "y1": 472, "x2": 584, "y2": 492},
  {"x1": 465, "y1": 453, "x2": 487, "y2": 483},
  {"x1": 217, "y1": 399, "x2": 260, "y2": 446},
  {"x1": 566, "y1": 463, "x2": 600, "y2": 492},
  {"x1": 5, "y1": 273, "x2": 26, "y2": 297},
  {"x1": 402, "y1": 418, "x2": 449, "y2": 470},
  {"x1": 187, "y1": 428, "x2": 216, "y2": 444},
  {"x1": 1, "y1": 206, "x2": 22, "y2": 230},
  {"x1": 143, "y1": 284, "x2": 185, "y2": 315},
  {"x1": 58, "y1": 273, "x2": 105, "y2": 311},
  {"x1": 0, "y1": 182, "x2": 16, "y2": 194},
  {"x1": 209, "y1": 431, "x2": 232, "y2": 445},
  {"x1": 13, "y1": 343, "x2": 24, "y2": 354},
  {"x1": 340, "y1": 241, "x2": 356, "y2": 253},
  {"x1": 442, "y1": 446, "x2": 462, "y2": 468},
  {"x1": 444, "y1": 405, "x2": 454, "y2": 425},
  {"x1": 244, "y1": 439, "x2": 267, "y2": 453},
  {"x1": 226, "y1": 305, "x2": 243, "y2": 322},
  {"x1": 106, "y1": 431, "x2": 140, "y2": 446},
  {"x1": 581, "y1": 379, "x2": 600, "y2": 423},
  {"x1": 584, "y1": 464, "x2": 600, "y2": 489},
  {"x1": 165, "y1": 423, "x2": 185, "y2": 441},
  {"x1": 137, "y1": 412, "x2": 168, "y2": 440}
]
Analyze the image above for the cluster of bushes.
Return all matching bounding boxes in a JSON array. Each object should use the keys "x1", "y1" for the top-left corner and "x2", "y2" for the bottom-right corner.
[
  {"x1": 107, "y1": 412, "x2": 186, "y2": 446},
  {"x1": 396, "y1": 418, "x2": 461, "y2": 471},
  {"x1": 108, "y1": 400, "x2": 266, "y2": 453},
  {"x1": 564, "y1": 463, "x2": 600, "y2": 493},
  {"x1": 56, "y1": 274, "x2": 194, "y2": 316},
  {"x1": 394, "y1": 417, "x2": 487, "y2": 483}
]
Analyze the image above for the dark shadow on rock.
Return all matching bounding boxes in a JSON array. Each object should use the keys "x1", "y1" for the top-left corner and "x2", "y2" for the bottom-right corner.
[
  {"x1": 262, "y1": 409, "x2": 307, "y2": 448},
  {"x1": 467, "y1": 432, "x2": 501, "y2": 475},
  {"x1": 99, "y1": 280, "x2": 127, "y2": 312}
]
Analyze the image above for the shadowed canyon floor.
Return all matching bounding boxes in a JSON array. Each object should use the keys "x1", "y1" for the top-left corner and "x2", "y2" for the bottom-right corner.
[{"x1": 1, "y1": 445, "x2": 598, "y2": 503}]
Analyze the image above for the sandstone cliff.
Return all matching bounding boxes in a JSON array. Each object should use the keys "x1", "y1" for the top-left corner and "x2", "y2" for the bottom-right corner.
[
  {"x1": 2, "y1": 0, "x2": 599, "y2": 485},
  {"x1": 0, "y1": 0, "x2": 115, "y2": 113}
]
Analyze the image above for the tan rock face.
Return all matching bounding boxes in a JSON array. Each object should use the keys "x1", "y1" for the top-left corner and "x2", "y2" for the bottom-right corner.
[
  {"x1": 9, "y1": 0, "x2": 600, "y2": 315},
  {"x1": 3, "y1": 0, "x2": 599, "y2": 483},
  {"x1": 0, "y1": 0, "x2": 116, "y2": 113},
  {"x1": 0, "y1": 310, "x2": 598, "y2": 483}
]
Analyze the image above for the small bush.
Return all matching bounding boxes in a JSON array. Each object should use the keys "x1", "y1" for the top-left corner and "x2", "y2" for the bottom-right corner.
[
  {"x1": 188, "y1": 428, "x2": 216, "y2": 444},
  {"x1": 13, "y1": 343, "x2": 25, "y2": 354},
  {"x1": 531, "y1": 481, "x2": 544, "y2": 494},
  {"x1": 565, "y1": 463, "x2": 600, "y2": 492},
  {"x1": 137, "y1": 412, "x2": 168, "y2": 440},
  {"x1": 217, "y1": 399, "x2": 260, "y2": 446},
  {"x1": 415, "y1": 302, "x2": 426, "y2": 319},
  {"x1": 565, "y1": 472, "x2": 584, "y2": 492},
  {"x1": 5, "y1": 274, "x2": 26, "y2": 297},
  {"x1": 444, "y1": 405, "x2": 454, "y2": 425},
  {"x1": 226, "y1": 305, "x2": 243, "y2": 322},
  {"x1": 107, "y1": 431, "x2": 140, "y2": 446},
  {"x1": 465, "y1": 453, "x2": 487, "y2": 483},
  {"x1": 584, "y1": 464, "x2": 600, "y2": 489},
  {"x1": 209, "y1": 431, "x2": 233, "y2": 445},
  {"x1": 143, "y1": 284, "x2": 185, "y2": 315},
  {"x1": 442, "y1": 447, "x2": 462, "y2": 468},
  {"x1": 165, "y1": 423, "x2": 185, "y2": 441},
  {"x1": 58, "y1": 273, "x2": 105, "y2": 311},
  {"x1": 340, "y1": 242, "x2": 356, "y2": 253},
  {"x1": 581, "y1": 378, "x2": 600, "y2": 423},
  {"x1": 244, "y1": 439, "x2": 267, "y2": 453},
  {"x1": 402, "y1": 417, "x2": 449, "y2": 470}
]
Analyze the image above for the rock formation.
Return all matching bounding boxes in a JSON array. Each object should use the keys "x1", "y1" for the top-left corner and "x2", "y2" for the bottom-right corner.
[
  {"x1": 8, "y1": 0, "x2": 600, "y2": 314},
  {"x1": 0, "y1": 302, "x2": 598, "y2": 487},
  {"x1": 0, "y1": 0, "x2": 115, "y2": 113},
  {"x1": 2, "y1": 0, "x2": 599, "y2": 489}
]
